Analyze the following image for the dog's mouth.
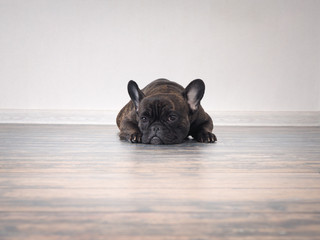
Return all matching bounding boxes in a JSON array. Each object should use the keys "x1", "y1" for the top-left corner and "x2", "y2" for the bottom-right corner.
[{"x1": 149, "y1": 136, "x2": 163, "y2": 145}]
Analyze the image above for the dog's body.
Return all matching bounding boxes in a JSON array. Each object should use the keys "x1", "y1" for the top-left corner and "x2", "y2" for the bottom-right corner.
[{"x1": 116, "y1": 79, "x2": 216, "y2": 144}]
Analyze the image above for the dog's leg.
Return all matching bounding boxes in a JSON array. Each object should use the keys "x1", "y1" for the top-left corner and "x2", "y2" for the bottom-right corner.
[
  {"x1": 190, "y1": 112, "x2": 217, "y2": 143},
  {"x1": 119, "y1": 120, "x2": 142, "y2": 143}
]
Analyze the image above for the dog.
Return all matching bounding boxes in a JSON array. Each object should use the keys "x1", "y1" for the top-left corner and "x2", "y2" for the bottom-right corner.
[{"x1": 116, "y1": 78, "x2": 217, "y2": 144}]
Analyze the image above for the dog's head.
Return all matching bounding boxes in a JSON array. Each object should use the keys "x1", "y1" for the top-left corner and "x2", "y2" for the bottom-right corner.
[{"x1": 128, "y1": 79, "x2": 205, "y2": 144}]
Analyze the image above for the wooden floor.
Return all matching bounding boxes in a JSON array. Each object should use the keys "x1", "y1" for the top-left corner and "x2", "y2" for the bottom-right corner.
[{"x1": 0, "y1": 124, "x2": 320, "y2": 240}]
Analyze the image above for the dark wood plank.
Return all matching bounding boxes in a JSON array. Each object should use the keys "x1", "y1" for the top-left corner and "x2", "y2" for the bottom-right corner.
[{"x1": 0, "y1": 124, "x2": 320, "y2": 240}]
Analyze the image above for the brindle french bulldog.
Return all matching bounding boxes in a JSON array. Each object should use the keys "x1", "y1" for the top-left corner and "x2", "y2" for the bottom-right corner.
[{"x1": 116, "y1": 79, "x2": 217, "y2": 144}]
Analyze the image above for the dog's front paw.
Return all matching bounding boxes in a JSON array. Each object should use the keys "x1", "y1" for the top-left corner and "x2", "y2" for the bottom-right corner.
[
  {"x1": 196, "y1": 131, "x2": 217, "y2": 143},
  {"x1": 129, "y1": 132, "x2": 142, "y2": 143}
]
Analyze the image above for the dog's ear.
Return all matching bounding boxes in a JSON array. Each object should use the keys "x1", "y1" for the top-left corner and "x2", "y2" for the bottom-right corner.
[
  {"x1": 183, "y1": 79, "x2": 205, "y2": 112},
  {"x1": 128, "y1": 80, "x2": 145, "y2": 112}
]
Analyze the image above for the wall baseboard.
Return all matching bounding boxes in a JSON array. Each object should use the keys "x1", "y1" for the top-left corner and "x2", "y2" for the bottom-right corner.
[
  {"x1": 0, "y1": 109, "x2": 319, "y2": 126},
  {"x1": 0, "y1": 109, "x2": 118, "y2": 125},
  {"x1": 211, "y1": 111, "x2": 320, "y2": 126}
]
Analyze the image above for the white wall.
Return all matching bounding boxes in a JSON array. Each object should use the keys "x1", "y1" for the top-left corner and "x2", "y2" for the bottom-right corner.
[{"x1": 0, "y1": 0, "x2": 319, "y2": 112}]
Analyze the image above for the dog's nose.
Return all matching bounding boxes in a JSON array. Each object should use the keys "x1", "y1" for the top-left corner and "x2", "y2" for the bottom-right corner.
[{"x1": 152, "y1": 126, "x2": 160, "y2": 132}]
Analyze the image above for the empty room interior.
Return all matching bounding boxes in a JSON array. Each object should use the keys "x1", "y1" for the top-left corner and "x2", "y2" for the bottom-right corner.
[{"x1": 0, "y1": 0, "x2": 320, "y2": 239}]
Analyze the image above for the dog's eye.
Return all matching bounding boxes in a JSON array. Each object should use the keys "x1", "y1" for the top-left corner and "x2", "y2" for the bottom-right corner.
[
  {"x1": 141, "y1": 116, "x2": 148, "y2": 122},
  {"x1": 168, "y1": 115, "x2": 177, "y2": 122}
]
